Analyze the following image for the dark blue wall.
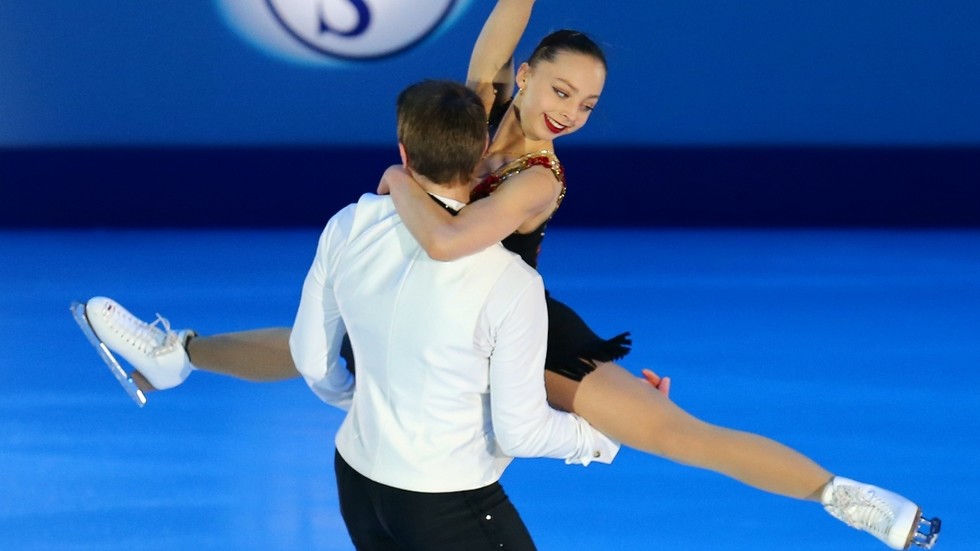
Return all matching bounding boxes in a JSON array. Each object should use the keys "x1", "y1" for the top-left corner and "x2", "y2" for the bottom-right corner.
[{"x1": 4, "y1": 147, "x2": 977, "y2": 228}]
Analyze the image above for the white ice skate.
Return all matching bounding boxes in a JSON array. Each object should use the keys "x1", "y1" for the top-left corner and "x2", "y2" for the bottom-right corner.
[
  {"x1": 71, "y1": 297, "x2": 195, "y2": 407},
  {"x1": 822, "y1": 476, "x2": 941, "y2": 549}
]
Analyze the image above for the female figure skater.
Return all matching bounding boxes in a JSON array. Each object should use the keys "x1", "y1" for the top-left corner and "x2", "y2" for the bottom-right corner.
[{"x1": 79, "y1": 1, "x2": 939, "y2": 549}]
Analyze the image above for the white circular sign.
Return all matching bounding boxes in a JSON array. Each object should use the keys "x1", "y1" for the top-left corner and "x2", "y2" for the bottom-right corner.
[{"x1": 217, "y1": 0, "x2": 462, "y2": 64}]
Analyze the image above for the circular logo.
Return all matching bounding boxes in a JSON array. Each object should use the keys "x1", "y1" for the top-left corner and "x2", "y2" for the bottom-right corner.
[{"x1": 217, "y1": 0, "x2": 462, "y2": 64}]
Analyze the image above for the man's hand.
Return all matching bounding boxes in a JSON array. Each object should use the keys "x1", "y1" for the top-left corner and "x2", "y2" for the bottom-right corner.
[{"x1": 640, "y1": 368, "x2": 671, "y2": 398}]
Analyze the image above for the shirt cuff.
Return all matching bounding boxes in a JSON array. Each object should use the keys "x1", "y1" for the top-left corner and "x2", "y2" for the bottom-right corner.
[{"x1": 566, "y1": 422, "x2": 621, "y2": 467}]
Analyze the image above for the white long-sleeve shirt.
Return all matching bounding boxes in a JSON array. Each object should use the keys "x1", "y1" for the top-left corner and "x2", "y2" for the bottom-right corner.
[{"x1": 290, "y1": 192, "x2": 619, "y2": 493}]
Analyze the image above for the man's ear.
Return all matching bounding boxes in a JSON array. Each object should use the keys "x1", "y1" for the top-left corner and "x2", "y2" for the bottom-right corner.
[{"x1": 398, "y1": 143, "x2": 409, "y2": 168}]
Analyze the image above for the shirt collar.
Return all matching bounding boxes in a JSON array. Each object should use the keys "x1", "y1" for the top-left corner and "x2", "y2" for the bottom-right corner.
[{"x1": 428, "y1": 193, "x2": 466, "y2": 215}]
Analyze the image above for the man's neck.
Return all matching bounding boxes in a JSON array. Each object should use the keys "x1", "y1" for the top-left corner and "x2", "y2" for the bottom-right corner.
[{"x1": 419, "y1": 179, "x2": 470, "y2": 205}]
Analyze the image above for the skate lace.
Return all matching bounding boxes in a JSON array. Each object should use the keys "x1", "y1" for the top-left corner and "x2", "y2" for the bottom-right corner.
[
  {"x1": 109, "y1": 306, "x2": 179, "y2": 356},
  {"x1": 827, "y1": 485, "x2": 895, "y2": 538},
  {"x1": 147, "y1": 315, "x2": 181, "y2": 357}
]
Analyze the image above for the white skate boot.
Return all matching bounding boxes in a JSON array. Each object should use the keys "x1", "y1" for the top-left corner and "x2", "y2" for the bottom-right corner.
[
  {"x1": 72, "y1": 297, "x2": 195, "y2": 406},
  {"x1": 822, "y1": 476, "x2": 941, "y2": 549}
]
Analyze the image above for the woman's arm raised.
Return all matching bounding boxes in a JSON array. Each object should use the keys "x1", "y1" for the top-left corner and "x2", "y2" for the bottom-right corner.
[{"x1": 466, "y1": 0, "x2": 535, "y2": 109}]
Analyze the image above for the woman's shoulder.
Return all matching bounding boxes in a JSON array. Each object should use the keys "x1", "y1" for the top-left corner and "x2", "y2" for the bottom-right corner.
[
  {"x1": 471, "y1": 150, "x2": 565, "y2": 204},
  {"x1": 492, "y1": 150, "x2": 563, "y2": 182}
]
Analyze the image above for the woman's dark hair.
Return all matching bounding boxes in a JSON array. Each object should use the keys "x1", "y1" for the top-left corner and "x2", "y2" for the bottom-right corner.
[{"x1": 527, "y1": 29, "x2": 607, "y2": 71}]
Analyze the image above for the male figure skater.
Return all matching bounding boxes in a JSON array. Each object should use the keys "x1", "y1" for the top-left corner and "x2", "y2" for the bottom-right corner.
[{"x1": 288, "y1": 79, "x2": 618, "y2": 550}]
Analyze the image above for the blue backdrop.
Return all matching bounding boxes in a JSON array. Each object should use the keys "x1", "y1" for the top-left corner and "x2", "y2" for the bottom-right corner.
[{"x1": 1, "y1": 1, "x2": 978, "y2": 226}]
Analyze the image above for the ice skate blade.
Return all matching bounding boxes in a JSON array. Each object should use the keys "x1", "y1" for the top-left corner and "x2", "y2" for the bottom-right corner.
[
  {"x1": 70, "y1": 301, "x2": 147, "y2": 407},
  {"x1": 909, "y1": 515, "x2": 940, "y2": 549}
]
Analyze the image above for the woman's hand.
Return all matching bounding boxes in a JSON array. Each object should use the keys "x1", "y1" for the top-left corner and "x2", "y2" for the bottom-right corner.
[{"x1": 377, "y1": 164, "x2": 414, "y2": 195}]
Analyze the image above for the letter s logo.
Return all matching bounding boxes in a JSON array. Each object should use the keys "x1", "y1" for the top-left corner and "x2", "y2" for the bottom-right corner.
[
  {"x1": 317, "y1": 0, "x2": 370, "y2": 38},
  {"x1": 217, "y1": 0, "x2": 465, "y2": 64}
]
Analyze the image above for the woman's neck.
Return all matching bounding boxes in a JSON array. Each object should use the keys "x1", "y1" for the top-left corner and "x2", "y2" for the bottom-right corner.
[{"x1": 487, "y1": 104, "x2": 553, "y2": 161}]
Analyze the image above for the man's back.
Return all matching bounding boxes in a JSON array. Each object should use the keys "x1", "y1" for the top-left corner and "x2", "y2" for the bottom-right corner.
[
  {"x1": 292, "y1": 192, "x2": 590, "y2": 493},
  {"x1": 336, "y1": 193, "x2": 542, "y2": 492}
]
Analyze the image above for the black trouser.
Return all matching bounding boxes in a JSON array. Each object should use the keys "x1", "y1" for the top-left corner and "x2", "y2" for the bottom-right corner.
[{"x1": 334, "y1": 450, "x2": 537, "y2": 551}]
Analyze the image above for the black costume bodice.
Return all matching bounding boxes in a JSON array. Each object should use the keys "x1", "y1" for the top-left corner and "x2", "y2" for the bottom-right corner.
[{"x1": 469, "y1": 151, "x2": 565, "y2": 269}]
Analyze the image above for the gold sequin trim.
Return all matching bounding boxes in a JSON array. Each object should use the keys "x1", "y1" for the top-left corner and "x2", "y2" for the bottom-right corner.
[{"x1": 492, "y1": 150, "x2": 566, "y2": 210}]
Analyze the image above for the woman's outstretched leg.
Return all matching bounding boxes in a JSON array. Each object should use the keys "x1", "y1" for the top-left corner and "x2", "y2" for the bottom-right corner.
[
  {"x1": 568, "y1": 361, "x2": 830, "y2": 500},
  {"x1": 546, "y1": 362, "x2": 940, "y2": 549},
  {"x1": 82, "y1": 297, "x2": 298, "y2": 393},
  {"x1": 186, "y1": 328, "x2": 297, "y2": 381}
]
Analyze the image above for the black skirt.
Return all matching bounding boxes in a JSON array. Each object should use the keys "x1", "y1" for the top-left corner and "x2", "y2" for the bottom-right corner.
[{"x1": 544, "y1": 293, "x2": 632, "y2": 381}]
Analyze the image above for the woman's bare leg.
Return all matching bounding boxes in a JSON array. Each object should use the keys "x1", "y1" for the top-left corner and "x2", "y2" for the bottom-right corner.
[
  {"x1": 186, "y1": 328, "x2": 298, "y2": 381},
  {"x1": 130, "y1": 328, "x2": 298, "y2": 392},
  {"x1": 547, "y1": 362, "x2": 831, "y2": 501}
]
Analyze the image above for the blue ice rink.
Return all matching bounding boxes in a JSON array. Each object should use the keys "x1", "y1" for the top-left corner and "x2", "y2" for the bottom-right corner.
[{"x1": 1, "y1": 228, "x2": 977, "y2": 550}]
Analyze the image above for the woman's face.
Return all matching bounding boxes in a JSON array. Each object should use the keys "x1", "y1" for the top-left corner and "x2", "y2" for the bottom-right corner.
[{"x1": 516, "y1": 51, "x2": 606, "y2": 141}]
